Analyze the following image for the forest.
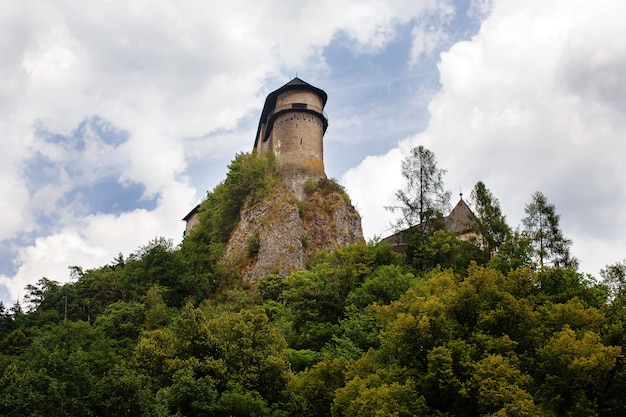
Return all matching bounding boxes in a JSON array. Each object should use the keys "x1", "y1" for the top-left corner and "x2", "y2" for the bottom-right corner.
[{"x1": 1, "y1": 149, "x2": 625, "y2": 417}]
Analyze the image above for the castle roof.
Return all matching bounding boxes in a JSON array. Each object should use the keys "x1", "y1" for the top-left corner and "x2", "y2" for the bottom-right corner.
[
  {"x1": 444, "y1": 198, "x2": 476, "y2": 235},
  {"x1": 382, "y1": 197, "x2": 479, "y2": 251},
  {"x1": 254, "y1": 77, "x2": 328, "y2": 148},
  {"x1": 182, "y1": 204, "x2": 200, "y2": 222}
]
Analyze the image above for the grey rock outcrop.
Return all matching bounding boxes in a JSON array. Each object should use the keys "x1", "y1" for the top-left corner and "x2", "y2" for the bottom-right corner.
[{"x1": 224, "y1": 183, "x2": 363, "y2": 283}]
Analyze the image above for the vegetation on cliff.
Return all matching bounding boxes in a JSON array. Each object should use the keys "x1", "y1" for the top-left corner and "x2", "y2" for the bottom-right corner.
[{"x1": 1, "y1": 149, "x2": 625, "y2": 416}]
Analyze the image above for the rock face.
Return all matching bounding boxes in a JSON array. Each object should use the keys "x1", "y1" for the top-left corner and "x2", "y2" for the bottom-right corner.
[{"x1": 224, "y1": 184, "x2": 364, "y2": 283}]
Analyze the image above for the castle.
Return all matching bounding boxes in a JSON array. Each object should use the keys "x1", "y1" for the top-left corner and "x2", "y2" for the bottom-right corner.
[
  {"x1": 183, "y1": 77, "x2": 363, "y2": 280},
  {"x1": 382, "y1": 196, "x2": 482, "y2": 252},
  {"x1": 183, "y1": 77, "x2": 330, "y2": 234}
]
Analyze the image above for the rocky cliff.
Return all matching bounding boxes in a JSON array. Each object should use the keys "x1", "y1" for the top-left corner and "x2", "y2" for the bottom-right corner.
[{"x1": 223, "y1": 179, "x2": 364, "y2": 282}]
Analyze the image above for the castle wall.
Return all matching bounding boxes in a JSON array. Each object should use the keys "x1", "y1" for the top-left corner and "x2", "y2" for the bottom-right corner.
[
  {"x1": 268, "y1": 90, "x2": 325, "y2": 175},
  {"x1": 276, "y1": 90, "x2": 324, "y2": 109},
  {"x1": 184, "y1": 212, "x2": 200, "y2": 236},
  {"x1": 270, "y1": 109, "x2": 325, "y2": 175},
  {"x1": 255, "y1": 124, "x2": 270, "y2": 154}
]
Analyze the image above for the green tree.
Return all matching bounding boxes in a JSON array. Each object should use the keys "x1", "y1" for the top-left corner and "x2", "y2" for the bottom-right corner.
[
  {"x1": 287, "y1": 357, "x2": 350, "y2": 417},
  {"x1": 207, "y1": 307, "x2": 290, "y2": 404},
  {"x1": 469, "y1": 181, "x2": 511, "y2": 255},
  {"x1": 600, "y1": 259, "x2": 626, "y2": 299},
  {"x1": 178, "y1": 151, "x2": 279, "y2": 300},
  {"x1": 487, "y1": 230, "x2": 536, "y2": 273},
  {"x1": 143, "y1": 284, "x2": 172, "y2": 329},
  {"x1": 537, "y1": 327, "x2": 620, "y2": 415},
  {"x1": 281, "y1": 241, "x2": 404, "y2": 351},
  {"x1": 332, "y1": 369, "x2": 431, "y2": 417},
  {"x1": 0, "y1": 321, "x2": 127, "y2": 417},
  {"x1": 183, "y1": 151, "x2": 279, "y2": 247},
  {"x1": 522, "y1": 191, "x2": 577, "y2": 269},
  {"x1": 324, "y1": 304, "x2": 381, "y2": 359},
  {"x1": 471, "y1": 354, "x2": 544, "y2": 416},
  {"x1": 282, "y1": 269, "x2": 342, "y2": 350},
  {"x1": 386, "y1": 146, "x2": 451, "y2": 231},
  {"x1": 0, "y1": 302, "x2": 17, "y2": 341},
  {"x1": 345, "y1": 264, "x2": 416, "y2": 309},
  {"x1": 136, "y1": 304, "x2": 291, "y2": 415},
  {"x1": 94, "y1": 300, "x2": 145, "y2": 347}
]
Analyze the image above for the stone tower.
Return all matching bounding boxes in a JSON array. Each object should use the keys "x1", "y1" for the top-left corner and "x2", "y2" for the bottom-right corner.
[{"x1": 254, "y1": 77, "x2": 328, "y2": 199}]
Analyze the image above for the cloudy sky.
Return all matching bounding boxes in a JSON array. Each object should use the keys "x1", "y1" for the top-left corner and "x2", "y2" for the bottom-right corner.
[{"x1": 1, "y1": 0, "x2": 624, "y2": 304}]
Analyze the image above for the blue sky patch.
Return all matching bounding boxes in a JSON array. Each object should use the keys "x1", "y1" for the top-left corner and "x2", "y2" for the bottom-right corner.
[
  {"x1": 62, "y1": 179, "x2": 157, "y2": 216},
  {"x1": 72, "y1": 116, "x2": 130, "y2": 147}
]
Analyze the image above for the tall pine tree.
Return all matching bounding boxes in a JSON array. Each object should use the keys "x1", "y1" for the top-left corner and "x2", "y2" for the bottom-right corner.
[
  {"x1": 522, "y1": 191, "x2": 577, "y2": 269},
  {"x1": 469, "y1": 181, "x2": 510, "y2": 255},
  {"x1": 386, "y1": 146, "x2": 450, "y2": 232}
]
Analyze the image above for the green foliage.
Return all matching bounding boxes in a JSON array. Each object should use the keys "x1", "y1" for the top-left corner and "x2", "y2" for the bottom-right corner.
[
  {"x1": 287, "y1": 357, "x2": 350, "y2": 417},
  {"x1": 537, "y1": 327, "x2": 620, "y2": 415},
  {"x1": 3, "y1": 147, "x2": 625, "y2": 416},
  {"x1": 3, "y1": 239, "x2": 625, "y2": 417},
  {"x1": 323, "y1": 304, "x2": 380, "y2": 359},
  {"x1": 176, "y1": 151, "x2": 279, "y2": 300},
  {"x1": 143, "y1": 284, "x2": 173, "y2": 329},
  {"x1": 600, "y1": 259, "x2": 626, "y2": 299},
  {"x1": 386, "y1": 145, "x2": 451, "y2": 231},
  {"x1": 258, "y1": 274, "x2": 286, "y2": 302},
  {"x1": 322, "y1": 264, "x2": 621, "y2": 416},
  {"x1": 184, "y1": 151, "x2": 278, "y2": 246},
  {"x1": 135, "y1": 304, "x2": 290, "y2": 415},
  {"x1": 403, "y1": 228, "x2": 489, "y2": 273},
  {"x1": 471, "y1": 354, "x2": 542, "y2": 416},
  {"x1": 469, "y1": 181, "x2": 511, "y2": 255},
  {"x1": 286, "y1": 348, "x2": 324, "y2": 373},
  {"x1": 535, "y1": 267, "x2": 608, "y2": 308},
  {"x1": 0, "y1": 320, "x2": 145, "y2": 417},
  {"x1": 345, "y1": 264, "x2": 416, "y2": 308},
  {"x1": 281, "y1": 241, "x2": 404, "y2": 351},
  {"x1": 94, "y1": 300, "x2": 145, "y2": 344},
  {"x1": 155, "y1": 366, "x2": 219, "y2": 416},
  {"x1": 333, "y1": 376, "x2": 431, "y2": 417},
  {"x1": 303, "y1": 177, "x2": 319, "y2": 194},
  {"x1": 488, "y1": 230, "x2": 536, "y2": 273},
  {"x1": 522, "y1": 191, "x2": 578, "y2": 269},
  {"x1": 246, "y1": 233, "x2": 261, "y2": 257}
]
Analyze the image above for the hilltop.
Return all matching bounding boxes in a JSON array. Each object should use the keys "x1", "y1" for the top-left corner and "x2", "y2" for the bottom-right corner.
[{"x1": 1, "y1": 78, "x2": 625, "y2": 416}]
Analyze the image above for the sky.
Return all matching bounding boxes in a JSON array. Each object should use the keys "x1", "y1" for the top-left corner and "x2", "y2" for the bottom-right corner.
[{"x1": 1, "y1": 0, "x2": 625, "y2": 305}]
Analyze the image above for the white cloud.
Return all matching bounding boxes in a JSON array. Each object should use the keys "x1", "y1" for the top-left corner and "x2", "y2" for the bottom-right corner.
[
  {"x1": 408, "y1": 2, "x2": 454, "y2": 65},
  {"x1": 1, "y1": 0, "x2": 452, "y2": 302},
  {"x1": 345, "y1": 0, "x2": 626, "y2": 277},
  {"x1": 0, "y1": 177, "x2": 30, "y2": 241},
  {"x1": 409, "y1": 24, "x2": 449, "y2": 65},
  {"x1": 0, "y1": 179, "x2": 197, "y2": 301}
]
